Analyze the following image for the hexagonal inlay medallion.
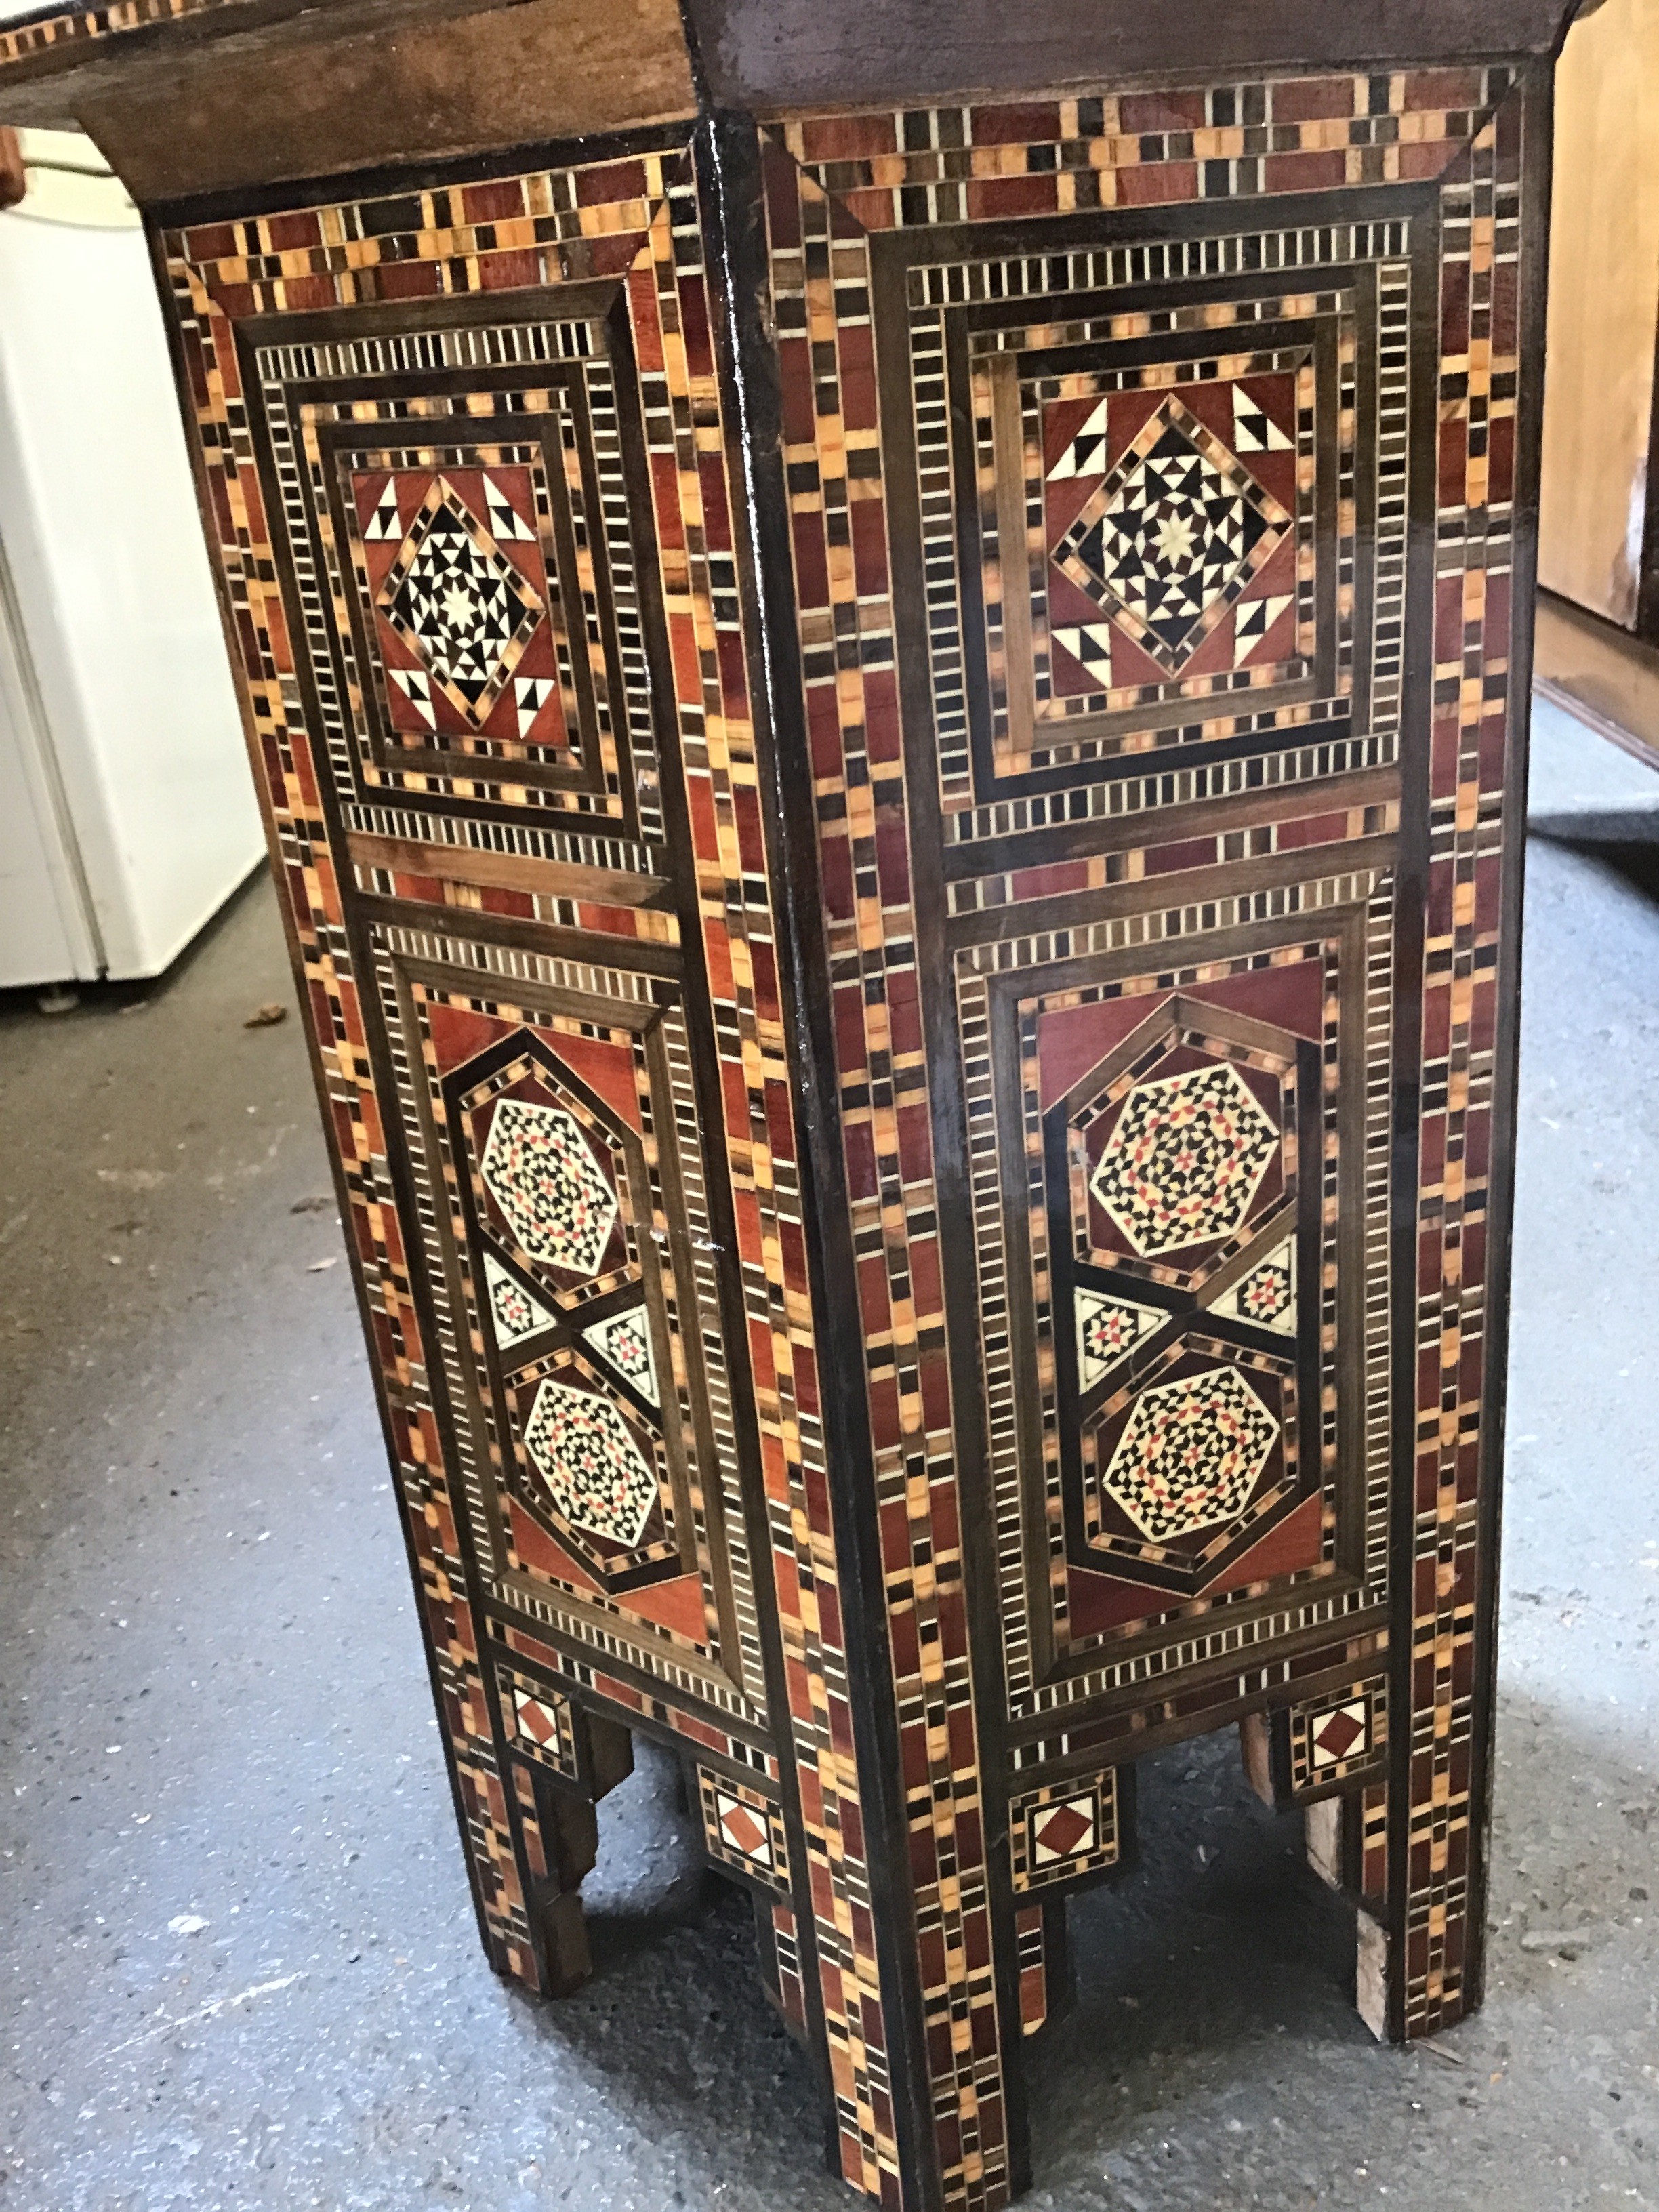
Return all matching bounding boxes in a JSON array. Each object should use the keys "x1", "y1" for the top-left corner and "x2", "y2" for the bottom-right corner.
[
  {"x1": 480, "y1": 1099, "x2": 619, "y2": 1279},
  {"x1": 1102, "y1": 1363, "x2": 1279, "y2": 1542},
  {"x1": 1090, "y1": 1061, "x2": 1277, "y2": 1258},
  {"x1": 521, "y1": 1379, "x2": 657, "y2": 1548}
]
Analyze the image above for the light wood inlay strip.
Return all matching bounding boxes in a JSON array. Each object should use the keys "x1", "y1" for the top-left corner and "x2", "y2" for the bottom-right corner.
[
  {"x1": 346, "y1": 831, "x2": 672, "y2": 911},
  {"x1": 990, "y1": 352, "x2": 1038, "y2": 764}
]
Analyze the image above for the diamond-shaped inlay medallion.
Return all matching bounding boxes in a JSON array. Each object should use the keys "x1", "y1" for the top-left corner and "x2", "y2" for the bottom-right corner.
[
  {"x1": 581, "y1": 1307, "x2": 659, "y2": 1406},
  {"x1": 714, "y1": 1790, "x2": 773, "y2": 1868},
  {"x1": 1030, "y1": 1795, "x2": 1097, "y2": 1864},
  {"x1": 501, "y1": 1675, "x2": 579, "y2": 1778},
  {"x1": 1103, "y1": 1363, "x2": 1279, "y2": 1542},
  {"x1": 1311, "y1": 1699, "x2": 1369, "y2": 1769},
  {"x1": 1090, "y1": 1061, "x2": 1278, "y2": 1258},
  {"x1": 1010, "y1": 1772, "x2": 1121, "y2": 1891},
  {"x1": 697, "y1": 1767, "x2": 788, "y2": 1886},
  {"x1": 521, "y1": 1379, "x2": 658, "y2": 1548},
  {"x1": 511, "y1": 1685, "x2": 565, "y2": 1750},
  {"x1": 376, "y1": 476, "x2": 544, "y2": 724},
  {"x1": 480, "y1": 1099, "x2": 619, "y2": 1279},
  {"x1": 1054, "y1": 396, "x2": 1288, "y2": 674}
]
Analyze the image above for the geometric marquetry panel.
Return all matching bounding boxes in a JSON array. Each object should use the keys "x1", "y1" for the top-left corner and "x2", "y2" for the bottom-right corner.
[
  {"x1": 392, "y1": 973, "x2": 729, "y2": 1634},
  {"x1": 970, "y1": 290, "x2": 1356, "y2": 784},
  {"x1": 751, "y1": 52, "x2": 1537, "y2": 2193},
  {"x1": 989, "y1": 964, "x2": 1347, "y2": 1649},
  {"x1": 1011, "y1": 938, "x2": 1361, "y2": 1667},
  {"x1": 146, "y1": 128, "x2": 754, "y2": 2033}
]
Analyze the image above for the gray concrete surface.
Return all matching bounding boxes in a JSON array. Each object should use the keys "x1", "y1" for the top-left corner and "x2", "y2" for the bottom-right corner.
[
  {"x1": 1528, "y1": 691, "x2": 1659, "y2": 843},
  {"x1": 3, "y1": 715, "x2": 1658, "y2": 2211}
]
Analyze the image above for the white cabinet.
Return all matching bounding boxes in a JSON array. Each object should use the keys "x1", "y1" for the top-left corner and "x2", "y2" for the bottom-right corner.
[{"x1": 0, "y1": 129, "x2": 261, "y2": 990}]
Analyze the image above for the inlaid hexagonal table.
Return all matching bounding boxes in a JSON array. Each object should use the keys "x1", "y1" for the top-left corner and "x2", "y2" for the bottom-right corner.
[{"x1": 0, "y1": 1, "x2": 1573, "y2": 2200}]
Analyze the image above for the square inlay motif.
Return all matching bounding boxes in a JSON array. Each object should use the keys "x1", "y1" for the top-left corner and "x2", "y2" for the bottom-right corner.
[
  {"x1": 497, "y1": 1669, "x2": 581, "y2": 1782},
  {"x1": 1031, "y1": 1794, "x2": 1095, "y2": 1863},
  {"x1": 1052, "y1": 394, "x2": 1290, "y2": 678},
  {"x1": 1009, "y1": 1769, "x2": 1122, "y2": 1892},
  {"x1": 1288, "y1": 1679, "x2": 1389, "y2": 1796},
  {"x1": 966, "y1": 335, "x2": 1323, "y2": 775},
  {"x1": 277, "y1": 324, "x2": 655, "y2": 814},
  {"x1": 348, "y1": 464, "x2": 570, "y2": 751},
  {"x1": 717, "y1": 1793, "x2": 772, "y2": 1865},
  {"x1": 513, "y1": 1686, "x2": 565, "y2": 1748},
  {"x1": 1311, "y1": 1699, "x2": 1368, "y2": 1768},
  {"x1": 697, "y1": 1767, "x2": 790, "y2": 1889},
  {"x1": 377, "y1": 476, "x2": 544, "y2": 719}
]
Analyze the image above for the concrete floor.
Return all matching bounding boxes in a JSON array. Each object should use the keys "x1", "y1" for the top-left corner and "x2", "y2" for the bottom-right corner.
[{"x1": 3, "y1": 703, "x2": 1658, "y2": 2211}]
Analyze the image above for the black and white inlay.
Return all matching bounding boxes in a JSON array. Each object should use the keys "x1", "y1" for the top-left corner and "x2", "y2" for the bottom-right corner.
[
  {"x1": 377, "y1": 478, "x2": 543, "y2": 721},
  {"x1": 1057, "y1": 397, "x2": 1286, "y2": 673}
]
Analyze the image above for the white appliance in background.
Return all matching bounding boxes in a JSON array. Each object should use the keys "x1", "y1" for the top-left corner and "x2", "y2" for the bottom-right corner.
[{"x1": 0, "y1": 127, "x2": 263, "y2": 997}]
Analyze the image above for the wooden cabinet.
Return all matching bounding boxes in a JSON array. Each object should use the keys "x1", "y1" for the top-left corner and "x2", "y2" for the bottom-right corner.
[
  {"x1": 1541, "y1": 0, "x2": 1659, "y2": 633},
  {"x1": 0, "y1": 4, "x2": 1574, "y2": 2203}
]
